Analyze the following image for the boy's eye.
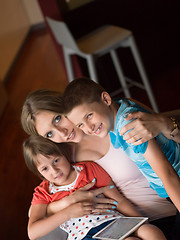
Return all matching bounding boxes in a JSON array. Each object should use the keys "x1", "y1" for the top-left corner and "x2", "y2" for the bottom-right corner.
[
  {"x1": 54, "y1": 115, "x2": 61, "y2": 124},
  {"x1": 46, "y1": 131, "x2": 53, "y2": 139}
]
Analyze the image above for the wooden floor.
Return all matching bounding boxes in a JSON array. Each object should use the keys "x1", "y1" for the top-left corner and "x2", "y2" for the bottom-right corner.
[{"x1": 0, "y1": 27, "x2": 180, "y2": 240}]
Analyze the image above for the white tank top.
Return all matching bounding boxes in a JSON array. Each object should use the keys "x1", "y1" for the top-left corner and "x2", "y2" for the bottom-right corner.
[{"x1": 95, "y1": 142, "x2": 176, "y2": 221}]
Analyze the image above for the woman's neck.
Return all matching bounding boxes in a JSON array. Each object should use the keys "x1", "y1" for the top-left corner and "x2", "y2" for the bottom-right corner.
[{"x1": 75, "y1": 134, "x2": 111, "y2": 162}]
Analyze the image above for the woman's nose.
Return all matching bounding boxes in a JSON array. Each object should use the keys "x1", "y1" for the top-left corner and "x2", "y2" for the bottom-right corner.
[{"x1": 56, "y1": 125, "x2": 68, "y2": 136}]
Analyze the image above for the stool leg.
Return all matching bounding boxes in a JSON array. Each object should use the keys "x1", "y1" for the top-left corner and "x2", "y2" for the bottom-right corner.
[
  {"x1": 110, "y1": 49, "x2": 131, "y2": 98},
  {"x1": 86, "y1": 55, "x2": 99, "y2": 83},
  {"x1": 128, "y1": 36, "x2": 159, "y2": 112},
  {"x1": 63, "y1": 48, "x2": 74, "y2": 82}
]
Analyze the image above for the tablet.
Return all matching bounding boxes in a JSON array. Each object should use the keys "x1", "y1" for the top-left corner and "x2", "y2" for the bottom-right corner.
[{"x1": 93, "y1": 217, "x2": 148, "y2": 240}]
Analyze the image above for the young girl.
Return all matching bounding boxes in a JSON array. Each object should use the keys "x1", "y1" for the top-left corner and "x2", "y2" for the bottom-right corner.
[{"x1": 23, "y1": 135, "x2": 166, "y2": 240}]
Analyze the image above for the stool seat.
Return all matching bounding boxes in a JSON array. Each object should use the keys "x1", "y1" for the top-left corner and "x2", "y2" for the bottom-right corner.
[
  {"x1": 77, "y1": 25, "x2": 131, "y2": 55},
  {"x1": 46, "y1": 17, "x2": 159, "y2": 112}
]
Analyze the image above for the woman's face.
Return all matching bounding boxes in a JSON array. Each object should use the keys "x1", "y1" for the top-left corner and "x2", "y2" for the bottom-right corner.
[{"x1": 34, "y1": 111, "x2": 85, "y2": 143}]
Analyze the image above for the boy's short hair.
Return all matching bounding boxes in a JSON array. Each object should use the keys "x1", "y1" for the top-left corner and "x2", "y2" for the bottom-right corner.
[
  {"x1": 63, "y1": 77, "x2": 105, "y2": 114},
  {"x1": 21, "y1": 89, "x2": 64, "y2": 136},
  {"x1": 23, "y1": 135, "x2": 72, "y2": 179}
]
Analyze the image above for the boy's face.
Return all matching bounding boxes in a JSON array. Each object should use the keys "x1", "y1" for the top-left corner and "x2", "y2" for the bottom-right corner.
[
  {"x1": 66, "y1": 93, "x2": 114, "y2": 138},
  {"x1": 36, "y1": 154, "x2": 75, "y2": 186}
]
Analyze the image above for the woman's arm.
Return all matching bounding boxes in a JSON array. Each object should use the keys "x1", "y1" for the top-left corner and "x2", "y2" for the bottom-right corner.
[
  {"x1": 47, "y1": 181, "x2": 116, "y2": 216},
  {"x1": 28, "y1": 201, "x2": 96, "y2": 240},
  {"x1": 144, "y1": 139, "x2": 180, "y2": 212},
  {"x1": 120, "y1": 112, "x2": 180, "y2": 145},
  {"x1": 103, "y1": 180, "x2": 142, "y2": 217}
]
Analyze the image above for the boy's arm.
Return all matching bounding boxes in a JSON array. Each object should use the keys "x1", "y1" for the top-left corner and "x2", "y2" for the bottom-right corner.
[
  {"x1": 144, "y1": 139, "x2": 180, "y2": 212},
  {"x1": 28, "y1": 201, "x2": 95, "y2": 240},
  {"x1": 103, "y1": 180, "x2": 142, "y2": 217}
]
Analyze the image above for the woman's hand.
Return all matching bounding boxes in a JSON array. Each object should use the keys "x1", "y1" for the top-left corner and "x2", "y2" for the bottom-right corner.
[
  {"x1": 47, "y1": 180, "x2": 116, "y2": 216},
  {"x1": 119, "y1": 112, "x2": 174, "y2": 145},
  {"x1": 67, "y1": 202, "x2": 96, "y2": 218}
]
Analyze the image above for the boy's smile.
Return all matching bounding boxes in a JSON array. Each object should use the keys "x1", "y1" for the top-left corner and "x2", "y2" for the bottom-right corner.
[{"x1": 66, "y1": 100, "x2": 114, "y2": 138}]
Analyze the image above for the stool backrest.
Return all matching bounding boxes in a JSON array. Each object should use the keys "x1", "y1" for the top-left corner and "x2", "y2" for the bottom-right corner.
[{"x1": 46, "y1": 17, "x2": 79, "y2": 52}]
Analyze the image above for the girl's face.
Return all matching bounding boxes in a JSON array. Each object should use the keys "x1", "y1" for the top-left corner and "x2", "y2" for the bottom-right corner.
[
  {"x1": 35, "y1": 111, "x2": 85, "y2": 143},
  {"x1": 36, "y1": 154, "x2": 75, "y2": 186}
]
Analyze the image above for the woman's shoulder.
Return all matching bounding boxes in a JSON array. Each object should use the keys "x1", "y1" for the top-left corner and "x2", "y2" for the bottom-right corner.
[{"x1": 75, "y1": 135, "x2": 110, "y2": 162}]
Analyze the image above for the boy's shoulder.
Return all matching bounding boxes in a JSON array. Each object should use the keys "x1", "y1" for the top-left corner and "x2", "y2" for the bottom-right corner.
[{"x1": 114, "y1": 98, "x2": 150, "y2": 125}]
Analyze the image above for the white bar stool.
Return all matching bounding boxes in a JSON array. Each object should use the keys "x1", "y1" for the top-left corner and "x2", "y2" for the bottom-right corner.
[{"x1": 46, "y1": 17, "x2": 159, "y2": 112}]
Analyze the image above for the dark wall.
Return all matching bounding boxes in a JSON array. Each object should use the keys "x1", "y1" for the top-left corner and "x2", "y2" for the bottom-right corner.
[{"x1": 61, "y1": 0, "x2": 180, "y2": 78}]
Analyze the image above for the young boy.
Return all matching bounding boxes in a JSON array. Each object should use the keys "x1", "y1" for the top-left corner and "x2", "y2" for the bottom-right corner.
[
  {"x1": 23, "y1": 135, "x2": 166, "y2": 240},
  {"x1": 63, "y1": 77, "x2": 180, "y2": 215}
]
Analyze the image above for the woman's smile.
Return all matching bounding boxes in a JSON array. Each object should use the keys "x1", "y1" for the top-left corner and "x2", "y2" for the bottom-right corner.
[{"x1": 35, "y1": 111, "x2": 84, "y2": 143}]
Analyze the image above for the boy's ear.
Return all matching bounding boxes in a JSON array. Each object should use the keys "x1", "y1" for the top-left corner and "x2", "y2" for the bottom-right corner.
[{"x1": 101, "y1": 91, "x2": 112, "y2": 106}]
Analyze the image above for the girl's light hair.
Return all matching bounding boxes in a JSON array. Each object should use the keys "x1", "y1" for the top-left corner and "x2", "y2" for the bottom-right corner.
[
  {"x1": 21, "y1": 89, "x2": 64, "y2": 136},
  {"x1": 23, "y1": 135, "x2": 72, "y2": 179}
]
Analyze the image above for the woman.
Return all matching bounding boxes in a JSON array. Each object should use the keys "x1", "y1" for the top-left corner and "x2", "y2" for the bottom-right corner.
[
  {"x1": 120, "y1": 111, "x2": 180, "y2": 145},
  {"x1": 21, "y1": 89, "x2": 176, "y2": 238}
]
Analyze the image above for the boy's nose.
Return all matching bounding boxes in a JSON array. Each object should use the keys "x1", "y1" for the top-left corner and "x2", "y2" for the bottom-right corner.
[{"x1": 87, "y1": 122, "x2": 95, "y2": 134}]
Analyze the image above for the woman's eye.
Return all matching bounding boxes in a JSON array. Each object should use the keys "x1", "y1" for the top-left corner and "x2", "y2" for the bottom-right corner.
[
  {"x1": 54, "y1": 115, "x2": 61, "y2": 124},
  {"x1": 87, "y1": 113, "x2": 93, "y2": 119},
  {"x1": 42, "y1": 167, "x2": 48, "y2": 172},
  {"x1": 77, "y1": 123, "x2": 83, "y2": 128},
  {"x1": 46, "y1": 131, "x2": 53, "y2": 138}
]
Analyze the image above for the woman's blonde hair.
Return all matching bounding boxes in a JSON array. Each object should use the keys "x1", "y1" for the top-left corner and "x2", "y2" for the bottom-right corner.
[
  {"x1": 21, "y1": 89, "x2": 64, "y2": 136},
  {"x1": 23, "y1": 135, "x2": 72, "y2": 179}
]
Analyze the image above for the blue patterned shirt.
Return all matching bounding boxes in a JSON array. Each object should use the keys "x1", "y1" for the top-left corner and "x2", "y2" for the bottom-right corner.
[{"x1": 110, "y1": 99, "x2": 180, "y2": 198}]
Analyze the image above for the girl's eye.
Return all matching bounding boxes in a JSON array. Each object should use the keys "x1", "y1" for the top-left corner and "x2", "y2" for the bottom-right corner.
[
  {"x1": 54, "y1": 115, "x2": 61, "y2": 124},
  {"x1": 87, "y1": 113, "x2": 93, "y2": 119},
  {"x1": 42, "y1": 167, "x2": 48, "y2": 172},
  {"x1": 46, "y1": 131, "x2": 53, "y2": 139}
]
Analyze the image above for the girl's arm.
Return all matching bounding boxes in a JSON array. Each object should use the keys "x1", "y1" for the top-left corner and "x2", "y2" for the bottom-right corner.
[
  {"x1": 103, "y1": 180, "x2": 142, "y2": 217},
  {"x1": 47, "y1": 181, "x2": 116, "y2": 216},
  {"x1": 144, "y1": 139, "x2": 180, "y2": 211},
  {"x1": 28, "y1": 201, "x2": 95, "y2": 240}
]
